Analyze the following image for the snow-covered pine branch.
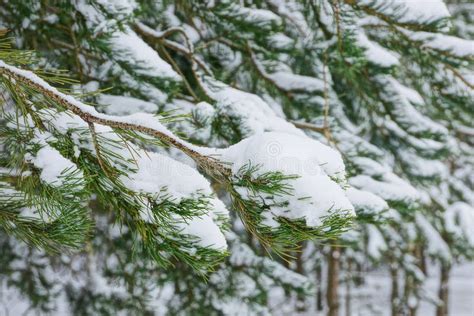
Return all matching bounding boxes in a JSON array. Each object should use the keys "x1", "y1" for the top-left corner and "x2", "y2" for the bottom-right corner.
[{"x1": 0, "y1": 56, "x2": 355, "y2": 267}]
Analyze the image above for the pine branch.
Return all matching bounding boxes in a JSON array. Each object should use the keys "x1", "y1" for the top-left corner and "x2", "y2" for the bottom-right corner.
[
  {"x1": 0, "y1": 60, "x2": 231, "y2": 179},
  {"x1": 344, "y1": 0, "x2": 448, "y2": 32},
  {"x1": 290, "y1": 120, "x2": 327, "y2": 133},
  {"x1": 134, "y1": 22, "x2": 214, "y2": 101}
]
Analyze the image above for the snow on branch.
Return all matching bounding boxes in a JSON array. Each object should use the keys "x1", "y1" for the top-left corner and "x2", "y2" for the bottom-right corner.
[
  {"x1": 0, "y1": 58, "x2": 356, "y2": 258},
  {"x1": 0, "y1": 60, "x2": 231, "y2": 179}
]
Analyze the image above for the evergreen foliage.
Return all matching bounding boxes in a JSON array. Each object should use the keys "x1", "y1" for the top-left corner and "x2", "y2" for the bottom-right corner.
[{"x1": 0, "y1": 0, "x2": 472, "y2": 314}]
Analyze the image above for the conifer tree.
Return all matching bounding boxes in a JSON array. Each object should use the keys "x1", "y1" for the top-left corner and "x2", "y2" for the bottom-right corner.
[{"x1": 0, "y1": 0, "x2": 472, "y2": 315}]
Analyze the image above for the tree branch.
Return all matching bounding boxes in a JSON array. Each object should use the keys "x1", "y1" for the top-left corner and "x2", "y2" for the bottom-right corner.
[
  {"x1": 0, "y1": 60, "x2": 231, "y2": 179},
  {"x1": 290, "y1": 121, "x2": 326, "y2": 133}
]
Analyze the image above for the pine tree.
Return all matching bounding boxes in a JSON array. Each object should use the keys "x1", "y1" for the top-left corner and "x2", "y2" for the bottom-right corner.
[{"x1": 0, "y1": 0, "x2": 472, "y2": 315}]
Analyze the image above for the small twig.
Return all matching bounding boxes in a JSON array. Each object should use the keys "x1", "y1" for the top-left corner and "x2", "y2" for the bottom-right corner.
[
  {"x1": 162, "y1": 39, "x2": 212, "y2": 76},
  {"x1": 290, "y1": 121, "x2": 326, "y2": 133},
  {"x1": 321, "y1": 52, "x2": 340, "y2": 150},
  {"x1": 244, "y1": 42, "x2": 294, "y2": 100},
  {"x1": 444, "y1": 64, "x2": 474, "y2": 90},
  {"x1": 69, "y1": 26, "x2": 84, "y2": 81},
  {"x1": 87, "y1": 122, "x2": 114, "y2": 178},
  {"x1": 134, "y1": 23, "x2": 214, "y2": 101},
  {"x1": 158, "y1": 44, "x2": 200, "y2": 101},
  {"x1": 331, "y1": 0, "x2": 344, "y2": 55},
  {"x1": 323, "y1": 53, "x2": 330, "y2": 130},
  {"x1": 135, "y1": 22, "x2": 211, "y2": 75},
  {"x1": 50, "y1": 39, "x2": 100, "y2": 61}
]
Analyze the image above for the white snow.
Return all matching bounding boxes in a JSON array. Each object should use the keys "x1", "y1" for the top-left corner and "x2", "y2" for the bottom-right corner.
[
  {"x1": 109, "y1": 28, "x2": 181, "y2": 80},
  {"x1": 0, "y1": 61, "x2": 355, "y2": 239},
  {"x1": 267, "y1": 33, "x2": 294, "y2": 50},
  {"x1": 193, "y1": 101, "x2": 215, "y2": 120},
  {"x1": 117, "y1": 72, "x2": 169, "y2": 104},
  {"x1": 267, "y1": 72, "x2": 325, "y2": 93},
  {"x1": 351, "y1": 157, "x2": 388, "y2": 176},
  {"x1": 415, "y1": 213, "x2": 451, "y2": 262},
  {"x1": 336, "y1": 263, "x2": 474, "y2": 316},
  {"x1": 220, "y1": 132, "x2": 355, "y2": 227},
  {"x1": 240, "y1": 8, "x2": 281, "y2": 27},
  {"x1": 346, "y1": 187, "x2": 388, "y2": 216},
  {"x1": 250, "y1": 54, "x2": 324, "y2": 93},
  {"x1": 95, "y1": 0, "x2": 137, "y2": 16},
  {"x1": 386, "y1": 77, "x2": 424, "y2": 105},
  {"x1": 221, "y1": 3, "x2": 281, "y2": 29},
  {"x1": 0, "y1": 60, "x2": 196, "y2": 152},
  {"x1": 360, "y1": 0, "x2": 450, "y2": 24},
  {"x1": 30, "y1": 145, "x2": 83, "y2": 188},
  {"x1": 120, "y1": 151, "x2": 228, "y2": 251},
  {"x1": 399, "y1": 151, "x2": 448, "y2": 179},
  {"x1": 98, "y1": 94, "x2": 159, "y2": 115},
  {"x1": 380, "y1": 76, "x2": 448, "y2": 137},
  {"x1": 356, "y1": 31, "x2": 399, "y2": 67},
  {"x1": 367, "y1": 224, "x2": 387, "y2": 260},
  {"x1": 405, "y1": 31, "x2": 474, "y2": 58},
  {"x1": 383, "y1": 118, "x2": 445, "y2": 154},
  {"x1": 0, "y1": 60, "x2": 231, "y2": 251},
  {"x1": 445, "y1": 202, "x2": 474, "y2": 246},
  {"x1": 175, "y1": 212, "x2": 227, "y2": 250},
  {"x1": 267, "y1": 0, "x2": 311, "y2": 37},
  {"x1": 203, "y1": 78, "x2": 304, "y2": 136},
  {"x1": 40, "y1": 109, "x2": 88, "y2": 132},
  {"x1": 349, "y1": 174, "x2": 419, "y2": 204},
  {"x1": 124, "y1": 152, "x2": 208, "y2": 202}
]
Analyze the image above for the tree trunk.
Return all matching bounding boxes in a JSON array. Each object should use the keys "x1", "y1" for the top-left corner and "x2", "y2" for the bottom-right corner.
[
  {"x1": 327, "y1": 246, "x2": 340, "y2": 316},
  {"x1": 390, "y1": 266, "x2": 399, "y2": 316},
  {"x1": 316, "y1": 262, "x2": 324, "y2": 312},
  {"x1": 295, "y1": 247, "x2": 307, "y2": 312},
  {"x1": 418, "y1": 245, "x2": 427, "y2": 275},
  {"x1": 436, "y1": 263, "x2": 451, "y2": 316},
  {"x1": 354, "y1": 261, "x2": 364, "y2": 286},
  {"x1": 345, "y1": 258, "x2": 352, "y2": 316},
  {"x1": 404, "y1": 273, "x2": 418, "y2": 316}
]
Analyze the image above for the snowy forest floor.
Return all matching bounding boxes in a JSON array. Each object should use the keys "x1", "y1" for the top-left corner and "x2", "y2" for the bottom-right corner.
[
  {"x1": 419, "y1": 262, "x2": 474, "y2": 315},
  {"x1": 338, "y1": 262, "x2": 474, "y2": 316},
  {"x1": 269, "y1": 262, "x2": 474, "y2": 316},
  {"x1": 2, "y1": 263, "x2": 473, "y2": 315}
]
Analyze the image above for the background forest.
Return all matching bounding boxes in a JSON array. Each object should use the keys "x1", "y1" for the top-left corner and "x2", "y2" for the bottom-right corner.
[{"x1": 0, "y1": 0, "x2": 473, "y2": 315}]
